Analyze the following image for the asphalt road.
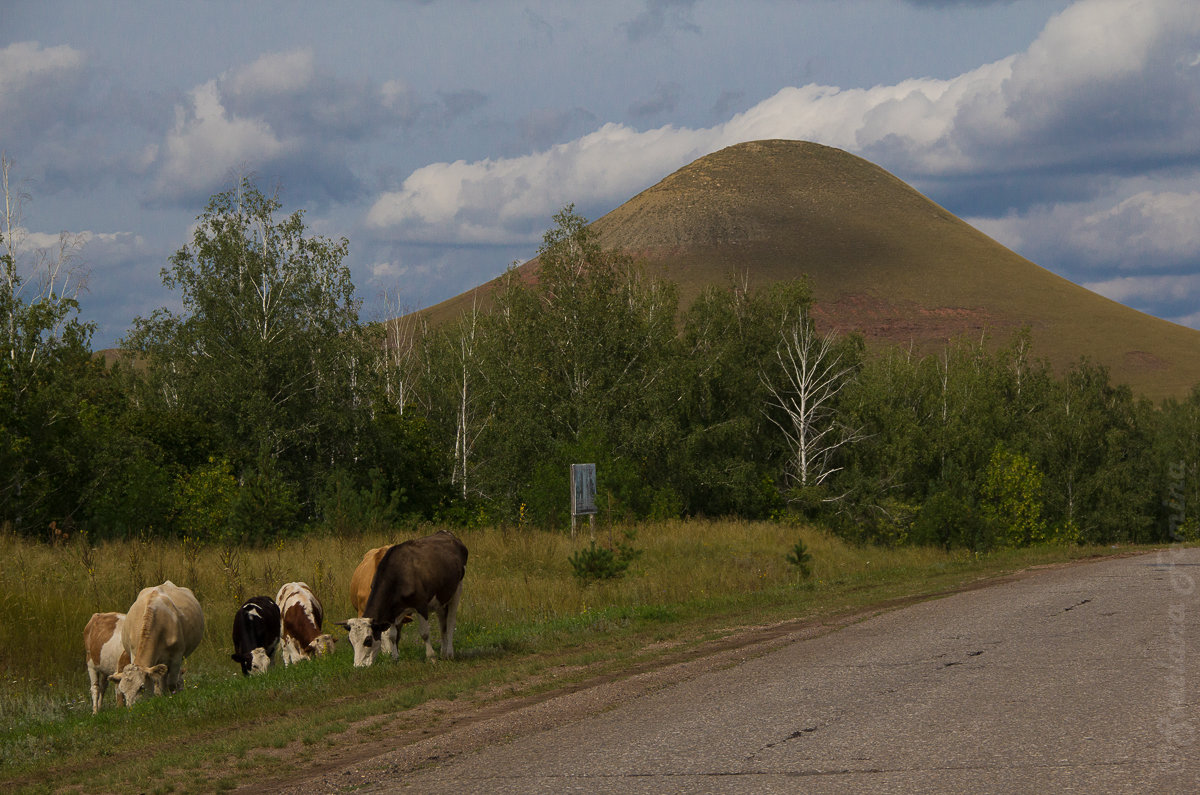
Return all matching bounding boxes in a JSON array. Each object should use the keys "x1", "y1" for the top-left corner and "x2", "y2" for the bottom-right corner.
[{"x1": 356, "y1": 548, "x2": 1198, "y2": 794}]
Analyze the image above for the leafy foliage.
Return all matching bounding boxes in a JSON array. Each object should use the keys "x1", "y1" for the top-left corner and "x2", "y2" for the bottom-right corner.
[{"x1": 4, "y1": 184, "x2": 1200, "y2": 551}]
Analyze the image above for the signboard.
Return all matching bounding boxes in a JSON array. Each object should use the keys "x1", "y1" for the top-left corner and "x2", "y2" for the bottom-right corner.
[{"x1": 571, "y1": 463, "x2": 597, "y2": 516}]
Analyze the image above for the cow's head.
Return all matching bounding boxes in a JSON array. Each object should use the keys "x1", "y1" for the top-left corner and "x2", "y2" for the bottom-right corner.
[
  {"x1": 231, "y1": 647, "x2": 273, "y2": 676},
  {"x1": 308, "y1": 633, "x2": 337, "y2": 657},
  {"x1": 109, "y1": 662, "x2": 168, "y2": 706},
  {"x1": 336, "y1": 618, "x2": 392, "y2": 667},
  {"x1": 250, "y1": 647, "x2": 272, "y2": 673}
]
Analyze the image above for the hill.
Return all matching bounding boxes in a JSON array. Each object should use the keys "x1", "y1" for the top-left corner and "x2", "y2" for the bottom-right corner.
[{"x1": 420, "y1": 140, "x2": 1200, "y2": 401}]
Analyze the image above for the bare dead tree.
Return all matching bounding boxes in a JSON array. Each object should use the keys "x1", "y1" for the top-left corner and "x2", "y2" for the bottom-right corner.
[{"x1": 762, "y1": 312, "x2": 859, "y2": 493}]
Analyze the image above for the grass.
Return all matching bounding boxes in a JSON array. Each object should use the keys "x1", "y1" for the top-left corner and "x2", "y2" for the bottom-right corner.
[{"x1": 0, "y1": 519, "x2": 1147, "y2": 793}]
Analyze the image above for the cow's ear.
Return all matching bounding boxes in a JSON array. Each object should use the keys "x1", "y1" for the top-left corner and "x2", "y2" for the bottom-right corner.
[
  {"x1": 371, "y1": 621, "x2": 391, "y2": 636},
  {"x1": 231, "y1": 653, "x2": 243, "y2": 663},
  {"x1": 148, "y1": 664, "x2": 168, "y2": 678},
  {"x1": 109, "y1": 672, "x2": 123, "y2": 683},
  {"x1": 333, "y1": 620, "x2": 349, "y2": 630}
]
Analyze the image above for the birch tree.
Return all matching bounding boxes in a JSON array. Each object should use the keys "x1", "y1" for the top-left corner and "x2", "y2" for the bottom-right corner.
[
  {"x1": 370, "y1": 288, "x2": 425, "y2": 415},
  {"x1": 0, "y1": 155, "x2": 98, "y2": 533},
  {"x1": 124, "y1": 177, "x2": 362, "y2": 526}
]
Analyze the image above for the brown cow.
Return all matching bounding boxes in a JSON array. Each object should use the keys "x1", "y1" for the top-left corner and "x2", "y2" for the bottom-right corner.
[
  {"x1": 110, "y1": 581, "x2": 205, "y2": 707},
  {"x1": 84, "y1": 612, "x2": 130, "y2": 714},
  {"x1": 337, "y1": 531, "x2": 467, "y2": 667},
  {"x1": 349, "y1": 546, "x2": 402, "y2": 662},
  {"x1": 277, "y1": 582, "x2": 336, "y2": 665}
]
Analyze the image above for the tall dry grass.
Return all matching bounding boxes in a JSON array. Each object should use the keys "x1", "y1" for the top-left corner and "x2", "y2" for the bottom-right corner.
[{"x1": 0, "y1": 519, "x2": 1019, "y2": 722}]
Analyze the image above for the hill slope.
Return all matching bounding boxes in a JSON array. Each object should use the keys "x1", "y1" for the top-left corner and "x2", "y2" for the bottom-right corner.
[{"x1": 421, "y1": 140, "x2": 1200, "y2": 400}]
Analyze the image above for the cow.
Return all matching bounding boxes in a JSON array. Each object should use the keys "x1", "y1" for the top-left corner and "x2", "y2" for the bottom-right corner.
[
  {"x1": 110, "y1": 581, "x2": 205, "y2": 707},
  {"x1": 277, "y1": 582, "x2": 336, "y2": 665},
  {"x1": 84, "y1": 612, "x2": 130, "y2": 714},
  {"x1": 336, "y1": 530, "x2": 468, "y2": 667},
  {"x1": 230, "y1": 595, "x2": 281, "y2": 675},
  {"x1": 348, "y1": 546, "x2": 402, "y2": 662}
]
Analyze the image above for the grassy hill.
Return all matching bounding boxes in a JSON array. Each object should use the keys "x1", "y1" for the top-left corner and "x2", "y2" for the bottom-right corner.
[{"x1": 420, "y1": 139, "x2": 1200, "y2": 401}]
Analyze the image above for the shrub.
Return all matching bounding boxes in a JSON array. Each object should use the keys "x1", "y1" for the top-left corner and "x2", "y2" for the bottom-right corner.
[
  {"x1": 785, "y1": 538, "x2": 813, "y2": 578},
  {"x1": 569, "y1": 535, "x2": 641, "y2": 585},
  {"x1": 980, "y1": 445, "x2": 1048, "y2": 548},
  {"x1": 911, "y1": 491, "x2": 987, "y2": 550}
]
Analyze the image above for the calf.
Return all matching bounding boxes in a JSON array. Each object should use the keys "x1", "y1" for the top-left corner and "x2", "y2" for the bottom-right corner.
[
  {"x1": 84, "y1": 612, "x2": 130, "y2": 714},
  {"x1": 337, "y1": 530, "x2": 468, "y2": 667},
  {"x1": 110, "y1": 581, "x2": 205, "y2": 707},
  {"x1": 277, "y1": 582, "x2": 336, "y2": 665},
  {"x1": 231, "y1": 595, "x2": 281, "y2": 675}
]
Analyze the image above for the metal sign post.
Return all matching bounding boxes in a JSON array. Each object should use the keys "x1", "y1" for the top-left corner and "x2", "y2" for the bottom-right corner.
[{"x1": 570, "y1": 463, "x2": 597, "y2": 538}]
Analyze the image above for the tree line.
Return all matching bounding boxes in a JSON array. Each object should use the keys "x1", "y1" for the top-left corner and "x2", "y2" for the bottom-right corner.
[{"x1": 2, "y1": 173, "x2": 1198, "y2": 548}]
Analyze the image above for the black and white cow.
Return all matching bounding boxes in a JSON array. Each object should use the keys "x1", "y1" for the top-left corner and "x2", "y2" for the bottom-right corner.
[
  {"x1": 337, "y1": 530, "x2": 468, "y2": 667},
  {"x1": 230, "y1": 595, "x2": 281, "y2": 676}
]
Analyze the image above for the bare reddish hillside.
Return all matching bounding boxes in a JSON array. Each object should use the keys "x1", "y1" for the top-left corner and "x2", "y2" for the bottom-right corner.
[{"x1": 419, "y1": 140, "x2": 1200, "y2": 400}]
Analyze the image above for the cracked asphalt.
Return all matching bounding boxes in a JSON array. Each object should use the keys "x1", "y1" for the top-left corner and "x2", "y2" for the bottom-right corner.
[{"x1": 357, "y1": 548, "x2": 1198, "y2": 794}]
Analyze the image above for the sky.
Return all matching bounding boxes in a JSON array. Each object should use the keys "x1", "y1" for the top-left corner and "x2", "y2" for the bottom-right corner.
[{"x1": 3, "y1": 0, "x2": 1200, "y2": 349}]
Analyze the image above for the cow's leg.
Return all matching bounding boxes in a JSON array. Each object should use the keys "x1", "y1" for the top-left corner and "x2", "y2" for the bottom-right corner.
[
  {"x1": 440, "y1": 581, "x2": 464, "y2": 660},
  {"x1": 417, "y1": 612, "x2": 435, "y2": 661},
  {"x1": 381, "y1": 623, "x2": 400, "y2": 661},
  {"x1": 167, "y1": 663, "x2": 183, "y2": 694},
  {"x1": 87, "y1": 663, "x2": 104, "y2": 714}
]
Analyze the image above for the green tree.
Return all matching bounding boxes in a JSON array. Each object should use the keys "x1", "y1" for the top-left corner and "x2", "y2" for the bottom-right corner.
[
  {"x1": 672, "y1": 278, "x2": 814, "y2": 517},
  {"x1": 1154, "y1": 386, "x2": 1200, "y2": 541},
  {"x1": 124, "y1": 177, "x2": 367, "y2": 532},
  {"x1": 468, "y1": 206, "x2": 679, "y2": 524},
  {"x1": 979, "y1": 444, "x2": 1048, "y2": 547},
  {"x1": 0, "y1": 156, "x2": 103, "y2": 535},
  {"x1": 1035, "y1": 360, "x2": 1156, "y2": 543}
]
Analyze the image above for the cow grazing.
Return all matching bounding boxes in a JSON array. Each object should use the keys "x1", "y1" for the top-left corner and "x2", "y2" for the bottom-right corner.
[
  {"x1": 84, "y1": 612, "x2": 130, "y2": 714},
  {"x1": 231, "y1": 595, "x2": 281, "y2": 675},
  {"x1": 110, "y1": 581, "x2": 205, "y2": 707},
  {"x1": 277, "y1": 582, "x2": 336, "y2": 665},
  {"x1": 348, "y1": 546, "x2": 402, "y2": 662},
  {"x1": 337, "y1": 530, "x2": 468, "y2": 667}
]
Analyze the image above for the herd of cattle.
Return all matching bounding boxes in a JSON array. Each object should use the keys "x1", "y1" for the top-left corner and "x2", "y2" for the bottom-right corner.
[{"x1": 82, "y1": 530, "x2": 469, "y2": 714}]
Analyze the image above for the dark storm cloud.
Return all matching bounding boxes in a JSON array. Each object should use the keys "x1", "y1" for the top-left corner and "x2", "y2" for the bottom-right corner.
[
  {"x1": 516, "y1": 107, "x2": 600, "y2": 152},
  {"x1": 628, "y1": 83, "x2": 683, "y2": 120},
  {"x1": 620, "y1": 0, "x2": 701, "y2": 42}
]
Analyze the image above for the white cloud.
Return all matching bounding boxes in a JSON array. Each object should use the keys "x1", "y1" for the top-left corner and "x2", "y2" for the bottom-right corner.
[
  {"x1": 1170, "y1": 308, "x2": 1200, "y2": 330},
  {"x1": 365, "y1": 0, "x2": 1200, "y2": 246},
  {"x1": 0, "y1": 41, "x2": 84, "y2": 106},
  {"x1": 15, "y1": 226, "x2": 147, "y2": 260},
  {"x1": 151, "y1": 80, "x2": 296, "y2": 200},
  {"x1": 1074, "y1": 191, "x2": 1200, "y2": 263},
  {"x1": 1084, "y1": 274, "x2": 1200, "y2": 304},
  {"x1": 367, "y1": 122, "x2": 714, "y2": 242},
  {"x1": 224, "y1": 49, "x2": 316, "y2": 97},
  {"x1": 969, "y1": 188, "x2": 1200, "y2": 273}
]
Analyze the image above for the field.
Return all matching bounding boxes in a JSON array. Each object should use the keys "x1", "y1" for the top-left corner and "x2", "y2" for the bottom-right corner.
[{"x1": 0, "y1": 520, "x2": 1141, "y2": 793}]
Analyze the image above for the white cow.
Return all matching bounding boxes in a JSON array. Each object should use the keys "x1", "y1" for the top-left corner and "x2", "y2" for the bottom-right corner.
[
  {"x1": 84, "y1": 611, "x2": 130, "y2": 714},
  {"x1": 110, "y1": 581, "x2": 205, "y2": 707}
]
